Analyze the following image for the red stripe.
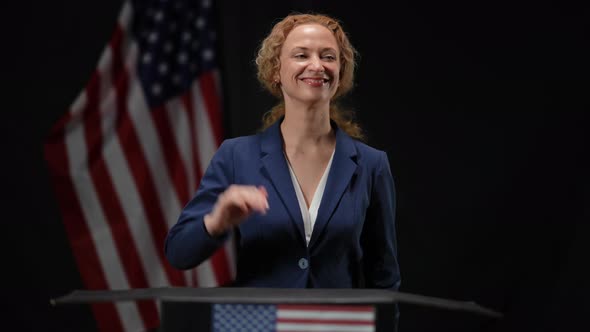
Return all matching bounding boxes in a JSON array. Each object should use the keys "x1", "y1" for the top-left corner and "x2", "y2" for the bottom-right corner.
[
  {"x1": 110, "y1": 28, "x2": 186, "y2": 289},
  {"x1": 278, "y1": 304, "x2": 374, "y2": 312},
  {"x1": 182, "y1": 92, "x2": 232, "y2": 286},
  {"x1": 194, "y1": 76, "x2": 233, "y2": 285},
  {"x1": 199, "y1": 71, "x2": 223, "y2": 146},
  {"x1": 82, "y1": 69, "x2": 157, "y2": 329},
  {"x1": 180, "y1": 91, "x2": 203, "y2": 189},
  {"x1": 207, "y1": 248, "x2": 229, "y2": 285},
  {"x1": 44, "y1": 106, "x2": 124, "y2": 332},
  {"x1": 180, "y1": 91, "x2": 211, "y2": 286},
  {"x1": 110, "y1": 26, "x2": 125, "y2": 77},
  {"x1": 277, "y1": 318, "x2": 373, "y2": 325},
  {"x1": 113, "y1": 104, "x2": 187, "y2": 287},
  {"x1": 150, "y1": 105, "x2": 191, "y2": 204}
]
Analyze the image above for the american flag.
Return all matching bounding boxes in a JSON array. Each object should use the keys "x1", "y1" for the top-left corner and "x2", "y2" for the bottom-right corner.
[
  {"x1": 212, "y1": 304, "x2": 376, "y2": 332},
  {"x1": 44, "y1": 0, "x2": 234, "y2": 331}
]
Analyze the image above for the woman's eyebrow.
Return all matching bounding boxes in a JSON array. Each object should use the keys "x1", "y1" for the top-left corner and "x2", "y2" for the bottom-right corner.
[{"x1": 290, "y1": 46, "x2": 337, "y2": 52}]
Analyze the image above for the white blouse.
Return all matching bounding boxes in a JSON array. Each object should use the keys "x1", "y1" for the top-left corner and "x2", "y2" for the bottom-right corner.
[{"x1": 285, "y1": 149, "x2": 336, "y2": 245}]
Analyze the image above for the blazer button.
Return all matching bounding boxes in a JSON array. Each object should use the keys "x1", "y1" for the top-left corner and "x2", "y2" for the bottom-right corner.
[{"x1": 298, "y1": 258, "x2": 309, "y2": 270}]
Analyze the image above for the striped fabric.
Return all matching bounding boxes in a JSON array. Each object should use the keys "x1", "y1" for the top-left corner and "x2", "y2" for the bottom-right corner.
[{"x1": 44, "y1": 1, "x2": 234, "y2": 331}]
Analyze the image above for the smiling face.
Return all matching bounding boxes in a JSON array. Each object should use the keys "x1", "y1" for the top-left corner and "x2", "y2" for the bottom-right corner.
[{"x1": 277, "y1": 24, "x2": 341, "y2": 107}]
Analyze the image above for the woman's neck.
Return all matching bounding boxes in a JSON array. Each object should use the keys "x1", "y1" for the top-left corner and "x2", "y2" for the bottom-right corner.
[{"x1": 280, "y1": 103, "x2": 334, "y2": 153}]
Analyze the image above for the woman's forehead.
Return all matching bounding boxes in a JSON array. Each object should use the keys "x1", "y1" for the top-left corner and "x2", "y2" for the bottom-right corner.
[{"x1": 282, "y1": 24, "x2": 339, "y2": 50}]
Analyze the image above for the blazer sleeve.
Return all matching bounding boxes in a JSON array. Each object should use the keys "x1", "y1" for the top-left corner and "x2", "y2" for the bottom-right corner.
[
  {"x1": 361, "y1": 151, "x2": 401, "y2": 290},
  {"x1": 164, "y1": 139, "x2": 235, "y2": 270}
]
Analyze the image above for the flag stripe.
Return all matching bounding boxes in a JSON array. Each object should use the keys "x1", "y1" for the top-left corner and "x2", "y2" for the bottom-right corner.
[
  {"x1": 192, "y1": 78, "x2": 233, "y2": 284},
  {"x1": 125, "y1": 78, "x2": 183, "y2": 229},
  {"x1": 151, "y1": 105, "x2": 191, "y2": 204},
  {"x1": 275, "y1": 305, "x2": 375, "y2": 332},
  {"x1": 199, "y1": 72, "x2": 223, "y2": 145},
  {"x1": 277, "y1": 311, "x2": 375, "y2": 320},
  {"x1": 100, "y1": 110, "x2": 170, "y2": 288},
  {"x1": 196, "y1": 259, "x2": 218, "y2": 287},
  {"x1": 110, "y1": 27, "x2": 186, "y2": 290},
  {"x1": 45, "y1": 126, "x2": 125, "y2": 332},
  {"x1": 167, "y1": 94, "x2": 202, "y2": 286},
  {"x1": 99, "y1": 47, "x2": 170, "y2": 291},
  {"x1": 277, "y1": 323, "x2": 375, "y2": 332},
  {"x1": 118, "y1": 31, "x2": 193, "y2": 287},
  {"x1": 192, "y1": 79, "x2": 218, "y2": 183},
  {"x1": 210, "y1": 246, "x2": 232, "y2": 285},
  {"x1": 81, "y1": 66, "x2": 160, "y2": 327},
  {"x1": 115, "y1": 75, "x2": 186, "y2": 287},
  {"x1": 180, "y1": 91, "x2": 202, "y2": 194},
  {"x1": 65, "y1": 104, "x2": 144, "y2": 332},
  {"x1": 277, "y1": 319, "x2": 374, "y2": 325},
  {"x1": 167, "y1": 97, "x2": 197, "y2": 197},
  {"x1": 223, "y1": 232, "x2": 237, "y2": 280},
  {"x1": 277, "y1": 305, "x2": 375, "y2": 312}
]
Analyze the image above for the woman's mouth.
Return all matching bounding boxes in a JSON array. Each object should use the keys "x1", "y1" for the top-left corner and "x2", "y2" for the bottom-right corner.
[{"x1": 300, "y1": 77, "x2": 329, "y2": 87}]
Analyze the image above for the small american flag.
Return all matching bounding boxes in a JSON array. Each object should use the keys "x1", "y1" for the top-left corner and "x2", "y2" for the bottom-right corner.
[
  {"x1": 44, "y1": 0, "x2": 234, "y2": 331},
  {"x1": 212, "y1": 304, "x2": 376, "y2": 332}
]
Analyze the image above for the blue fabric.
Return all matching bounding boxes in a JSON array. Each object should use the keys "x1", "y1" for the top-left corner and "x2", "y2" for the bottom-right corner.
[
  {"x1": 165, "y1": 120, "x2": 400, "y2": 291},
  {"x1": 212, "y1": 304, "x2": 276, "y2": 332}
]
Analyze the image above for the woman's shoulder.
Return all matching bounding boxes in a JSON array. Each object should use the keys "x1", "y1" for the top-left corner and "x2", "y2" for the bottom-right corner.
[
  {"x1": 220, "y1": 134, "x2": 258, "y2": 147},
  {"x1": 348, "y1": 140, "x2": 394, "y2": 182},
  {"x1": 349, "y1": 138, "x2": 388, "y2": 163},
  {"x1": 217, "y1": 134, "x2": 262, "y2": 157}
]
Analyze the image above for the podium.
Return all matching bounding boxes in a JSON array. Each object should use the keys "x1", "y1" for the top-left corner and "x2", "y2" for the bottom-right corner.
[{"x1": 51, "y1": 287, "x2": 502, "y2": 331}]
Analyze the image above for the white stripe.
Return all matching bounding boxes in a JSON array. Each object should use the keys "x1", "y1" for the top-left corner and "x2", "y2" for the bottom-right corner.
[
  {"x1": 196, "y1": 74, "x2": 240, "y2": 284},
  {"x1": 277, "y1": 310, "x2": 374, "y2": 321},
  {"x1": 118, "y1": 1, "x2": 132, "y2": 27},
  {"x1": 224, "y1": 234, "x2": 237, "y2": 280},
  {"x1": 192, "y1": 79, "x2": 218, "y2": 172},
  {"x1": 184, "y1": 270, "x2": 194, "y2": 287},
  {"x1": 168, "y1": 96, "x2": 205, "y2": 287},
  {"x1": 98, "y1": 72, "x2": 170, "y2": 289},
  {"x1": 196, "y1": 260, "x2": 218, "y2": 287},
  {"x1": 164, "y1": 97, "x2": 197, "y2": 286},
  {"x1": 124, "y1": 42, "x2": 182, "y2": 230},
  {"x1": 97, "y1": 43, "x2": 113, "y2": 79},
  {"x1": 165, "y1": 98, "x2": 196, "y2": 196},
  {"x1": 98, "y1": 48, "x2": 113, "y2": 103},
  {"x1": 191, "y1": 78, "x2": 229, "y2": 286},
  {"x1": 65, "y1": 116, "x2": 144, "y2": 332},
  {"x1": 277, "y1": 323, "x2": 374, "y2": 332},
  {"x1": 69, "y1": 90, "x2": 87, "y2": 117}
]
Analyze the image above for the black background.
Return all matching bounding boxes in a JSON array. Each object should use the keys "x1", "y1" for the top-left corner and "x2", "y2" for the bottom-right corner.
[{"x1": 2, "y1": 0, "x2": 588, "y2": 331}]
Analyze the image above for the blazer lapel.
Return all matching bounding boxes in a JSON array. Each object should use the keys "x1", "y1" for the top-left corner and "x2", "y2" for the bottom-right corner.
[
  {"x1": 259, "y1": 121, "x2": 306, "y2": 243},
  {"x1": 309, "y1": 126, "x2": 358, "y2": 249}
]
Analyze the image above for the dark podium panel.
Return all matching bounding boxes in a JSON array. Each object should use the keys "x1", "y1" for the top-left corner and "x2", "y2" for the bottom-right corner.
[{"x1": 52, "y1": 287, "x2": 502, "y2": 331}]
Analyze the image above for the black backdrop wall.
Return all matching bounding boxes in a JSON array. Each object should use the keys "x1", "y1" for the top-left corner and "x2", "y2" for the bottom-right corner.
[{"x1": 3, "y1": 0, "x2": 588, "y2": 331}]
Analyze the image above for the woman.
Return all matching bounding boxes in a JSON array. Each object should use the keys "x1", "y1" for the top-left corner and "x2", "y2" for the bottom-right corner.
[{"x1": 165, "y1": 13, "x2": 400, "y2": 291}]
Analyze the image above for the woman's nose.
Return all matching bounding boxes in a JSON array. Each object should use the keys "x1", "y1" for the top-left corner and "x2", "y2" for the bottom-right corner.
[{"x1": 308, "y1": 56, "x2": 324, "y2": 71}]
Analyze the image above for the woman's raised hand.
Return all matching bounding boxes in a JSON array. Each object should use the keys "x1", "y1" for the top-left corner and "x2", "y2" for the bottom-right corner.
[{"x1": 204, "y1": 185, "x2": 269, "y2": 237}]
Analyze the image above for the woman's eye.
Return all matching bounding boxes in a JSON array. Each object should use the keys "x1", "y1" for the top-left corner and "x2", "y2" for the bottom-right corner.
[
  {"x1": 323, "y1": 55, "x2": 336, "y2": 61},
  {"x1": 294, "y1": 54, "x2": 307, "y2": 59}
]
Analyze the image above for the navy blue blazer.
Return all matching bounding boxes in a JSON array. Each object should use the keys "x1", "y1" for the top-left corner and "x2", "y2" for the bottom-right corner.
[{"x1": 165, "y1": 120, "x2": 400, "y2": 290}]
